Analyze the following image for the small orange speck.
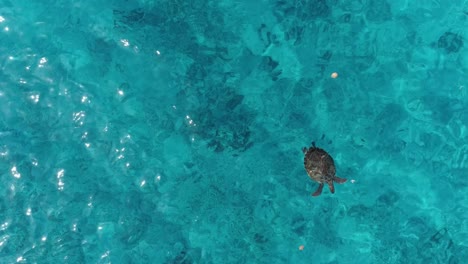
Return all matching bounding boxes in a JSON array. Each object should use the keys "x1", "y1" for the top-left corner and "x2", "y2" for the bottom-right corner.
[
  {"x1": 299, "y1": 245, "x2": 304, "y2": 251},
  {"x1": 331, "y1": 72, "x2": 338, "y2": 78}
]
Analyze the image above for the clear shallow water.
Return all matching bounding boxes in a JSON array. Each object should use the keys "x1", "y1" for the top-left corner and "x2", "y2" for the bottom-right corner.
[{"x1": 0, "y1": 0, "x2": 467, "y2": 263}]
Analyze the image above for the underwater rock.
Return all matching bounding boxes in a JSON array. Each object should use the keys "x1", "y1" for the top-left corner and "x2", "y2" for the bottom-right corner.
[{"x1": 438, "y1": 32, "x2": 464, "y2": 53}]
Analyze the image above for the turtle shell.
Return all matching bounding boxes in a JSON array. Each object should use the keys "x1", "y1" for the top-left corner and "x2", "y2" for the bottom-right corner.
[
  {"x1": 302, "y1": 144, "x2": 346, "y2": 196},
  {"x1": 303, "y1": 146, "x2": 336, "y2": 182}
]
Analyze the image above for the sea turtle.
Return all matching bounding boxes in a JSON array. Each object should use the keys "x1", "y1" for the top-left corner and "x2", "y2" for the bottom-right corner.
[{"x1": 302, "y1": 142, "x2": 347, "y2": 196}]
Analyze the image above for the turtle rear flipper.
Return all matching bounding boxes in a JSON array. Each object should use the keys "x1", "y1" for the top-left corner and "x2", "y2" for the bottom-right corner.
[
  {"x1": 312, "y1": 183, "x2": 324, "y2": 196},
  {"x1": 327, "y1": 182, "x2": 335, "y2": 194},
  {"x1": 334, "y1": 176, "x2": 347, "y2": 183}
]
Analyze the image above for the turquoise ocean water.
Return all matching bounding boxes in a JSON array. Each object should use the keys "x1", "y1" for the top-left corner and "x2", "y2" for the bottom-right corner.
[{"x1": 0, "y1": 0, "x2": 467, "y2": 263}]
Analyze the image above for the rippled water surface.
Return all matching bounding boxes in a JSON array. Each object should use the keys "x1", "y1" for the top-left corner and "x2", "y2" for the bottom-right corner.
[{"x1": 0, "y1": 0, "x2": 467, "y2": 263}]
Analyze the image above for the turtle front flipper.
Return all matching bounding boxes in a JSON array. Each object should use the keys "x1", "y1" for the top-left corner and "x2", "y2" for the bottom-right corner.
[
  {"x1": 312, "y1": 183, "x2": 324, "y2": 196},
  {"x1": 333, "y1": 176, "x2": 347, "y2": 183}
]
